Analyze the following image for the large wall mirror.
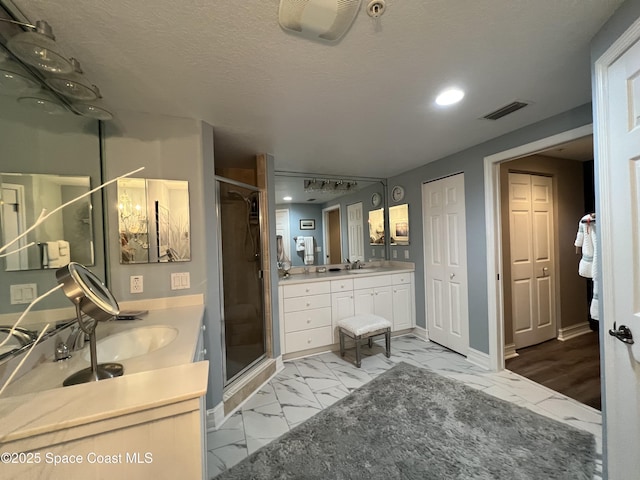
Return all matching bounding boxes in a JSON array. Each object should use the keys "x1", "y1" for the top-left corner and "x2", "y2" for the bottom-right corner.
[
  {"x1": 275, "y1": 173, "x2": 387, "y2": 267},
  {"x1": 1, "y1": 173, "x2": 94, "y2": 271},
  {"x1": 117, "y1": 178, "x2": 191, "y2": 264}
]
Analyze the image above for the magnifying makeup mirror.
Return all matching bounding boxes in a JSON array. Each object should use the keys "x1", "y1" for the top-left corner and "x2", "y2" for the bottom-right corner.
[{"x1": 56, "y1": 262, "x2": 123, "y2": 386}]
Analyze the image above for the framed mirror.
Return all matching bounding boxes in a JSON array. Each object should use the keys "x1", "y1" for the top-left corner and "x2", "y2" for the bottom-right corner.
[
  {"x1": 1, "y1": 173, "x2": 94, "y2": 271},
  {"x1": 275, "y1": 172, "x2": 386, "y2": 266},
  {"x1": 389, "y1": 204, "x2": 409, "y2": 245},
  {"x1": 117, "y1": 178, "x2": 191, "y2": 264}
]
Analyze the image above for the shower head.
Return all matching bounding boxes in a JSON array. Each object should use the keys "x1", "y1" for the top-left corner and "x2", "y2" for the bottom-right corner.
[{"x1": 228, "y1": 190, "x2": 251, "y2": 203}]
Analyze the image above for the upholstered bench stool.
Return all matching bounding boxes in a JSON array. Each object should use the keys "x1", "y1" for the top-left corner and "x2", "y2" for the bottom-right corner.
[{"x1": 337, "y1": 314, "x2": 391, "y2": 368}]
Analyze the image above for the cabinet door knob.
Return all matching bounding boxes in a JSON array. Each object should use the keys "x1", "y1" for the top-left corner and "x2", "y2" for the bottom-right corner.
[
  {"x1": 305, "y1": 288, "x2": 310, "y2": 292},
  {"x1": 307, "y1": 338, "x2": 312, "y2": 344},
  {"x1": 306, "y1": 302, "x2": 311, "y2": 307},
  {"x1": 307, "y1": 319, "x2": 311, "y2": 324}
]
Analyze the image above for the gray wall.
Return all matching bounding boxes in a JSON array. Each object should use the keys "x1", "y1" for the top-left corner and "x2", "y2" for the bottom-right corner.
[
  {"x1": 386, "y1": 103, "x2": 593, "y2": 354},
  {"x1": 103, "y1": 112, "x2": 207, "y2": 301}
]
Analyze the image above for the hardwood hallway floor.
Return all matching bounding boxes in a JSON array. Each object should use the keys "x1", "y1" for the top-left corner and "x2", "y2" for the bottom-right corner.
[{"x1": 506, "y1": 331, "x2": 601, "y2": 410}]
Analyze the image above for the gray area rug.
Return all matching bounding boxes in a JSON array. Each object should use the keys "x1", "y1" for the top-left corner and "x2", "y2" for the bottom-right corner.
[{"x1": 215, "y1": 362, "x2": 595, "y2": 480}]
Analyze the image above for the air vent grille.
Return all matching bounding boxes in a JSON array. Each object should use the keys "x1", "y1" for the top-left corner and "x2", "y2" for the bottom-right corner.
[{"x1": 483, "y1": 101, "x2": 529, "y2": 120}]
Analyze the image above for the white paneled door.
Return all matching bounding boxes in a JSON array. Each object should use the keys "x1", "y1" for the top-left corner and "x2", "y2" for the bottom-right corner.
[
  {"x1": 422, "y1": 173, "x2": 469, "y2": 355},
  {"x1": 508, "y1": 173, "x2": 556, "y2": 349},
  {"x1": 595, "y1": 22, "x2": 640, "y2": 478},
  {"x1": 347, "y1": 202, "x2": 364, "y2": 262}
]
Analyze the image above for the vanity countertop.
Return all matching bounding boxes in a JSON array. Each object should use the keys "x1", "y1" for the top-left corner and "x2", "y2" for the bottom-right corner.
[
  {"x1": 278, "y1": 262, "x2": 414, "y2": 286},
  {"x1": 0, "y1": 303, "x2": 207, "y2": 444}
]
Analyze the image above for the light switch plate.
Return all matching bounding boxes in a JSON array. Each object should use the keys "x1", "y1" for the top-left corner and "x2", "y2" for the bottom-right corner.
[
  {"x1": 10, "y1": 283, "x2": 37, "y2": 305},
  {"x1": 404, "y1": 250, "x2": 410, "y2": 259},
  {"x1": 171, "y1": 272, "x2": 190, "y2": 290}
]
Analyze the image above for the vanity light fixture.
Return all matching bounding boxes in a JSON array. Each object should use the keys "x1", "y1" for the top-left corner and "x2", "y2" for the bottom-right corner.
[
  {"x1": 71, "y1": 86, "x2": 113, "y2": 120},
  {"x1": 2, "y1": 19, "x2": 73, "y2": 74},
  {"x1": 45, "y1": 58, "x2": 98, "y2": 101},
  {"x1": 0, "y1": 16, "x2": 113, "y2": 120},
  {"x1": 435, "y1": 87, "x2": 465, "y2": 106},
  {"x1": 0, "y1": 59, "x2": 40, "y2": 95},
  {"x1": 17, "y1": 89, "x2": 67, "y2": 114}
]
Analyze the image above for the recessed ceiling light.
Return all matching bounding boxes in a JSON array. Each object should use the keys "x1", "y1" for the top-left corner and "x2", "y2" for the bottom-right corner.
[
  {"x1": 435, "y1": 88, "x2": 465, "y2": 106},
  {"x1": 283, "y1": 196, "x2": 292, "y2": 201}
]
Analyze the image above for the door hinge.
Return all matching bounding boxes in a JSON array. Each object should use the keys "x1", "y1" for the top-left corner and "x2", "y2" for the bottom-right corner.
[
  {"x1": 497, "y1": 273, "x2": 500, "y2": 280},
  {"x1": 258, "y1": 270, "x2": 264, "y2": 279}
]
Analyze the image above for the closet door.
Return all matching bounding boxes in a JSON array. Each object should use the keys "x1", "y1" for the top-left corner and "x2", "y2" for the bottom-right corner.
[
  {"x1": 422, "y1": 173, "x2": 469, "y2": 355},
  {"x1": 508, "y1": 173, "x2": 556, "y2": 348}
]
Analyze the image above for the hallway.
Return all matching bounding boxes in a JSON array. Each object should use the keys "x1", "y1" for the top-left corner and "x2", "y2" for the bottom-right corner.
[{"x1": 506, "y1": 332, "x2": 601, "y2": 410}]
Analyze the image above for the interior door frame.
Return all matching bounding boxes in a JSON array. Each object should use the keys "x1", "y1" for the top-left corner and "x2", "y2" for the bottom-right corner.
[
  {"x1": 483, "y1": 124, "x2": 593, "y2": 371},
  {"x1": 1, "y1": 183, "x2": 29, "y2": 270},
  {"x1": 322, "y1": 203, "x2": 341, "y2": 265}
]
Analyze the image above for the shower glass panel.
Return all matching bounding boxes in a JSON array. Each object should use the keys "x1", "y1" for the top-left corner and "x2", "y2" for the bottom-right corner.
[{"x1": 217, "y1": 180, "x2": 266, "y2": 384}]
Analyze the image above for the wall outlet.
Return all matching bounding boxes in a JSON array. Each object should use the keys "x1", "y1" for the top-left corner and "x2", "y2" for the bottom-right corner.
[
  {"x1": 371, "y1": 249, "x2": 375, "y2": 257},
  {"x1": 171, "y1": 272, "x2": 190, "y2": 290},
  {"x1": 10, "y1": 283, "x2": 37, "y2": 305},
  {"x1": 404, "y1": 250, "x2": 410, "y2": 259},
  {"x1": 130, "y1": 275, "x2": 143, "y2": 294},
  {"x1": 392, "y1": 250, "x2": 398, "y2": 259}
]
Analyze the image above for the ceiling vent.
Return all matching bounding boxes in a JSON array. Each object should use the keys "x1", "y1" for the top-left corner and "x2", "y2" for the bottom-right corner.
[
  {"x1": 482, "y1": 101, "x2": 529, "y2": 120},
  {"x1": 278, "y1": 0, "x2": 363, "y2": 42}
]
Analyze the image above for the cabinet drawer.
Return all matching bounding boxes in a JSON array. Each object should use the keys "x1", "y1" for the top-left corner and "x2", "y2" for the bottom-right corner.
[
  {"x1": 392, "y1": 273, "x2": 411, "y2": 285},
  {"x1": 284, "y1": 307, "x2": 331, "y2": 333},
  {"x1": 284, "y1": 294, "x2": 331, "y2": 313},
  {"x1": 283, "y1": 281, "x2": 331, "y2": 298},
  {"x1": 331, "y1": 278, "x2": 354, "y2": 293},
  {"x1": 285, "y1": 326, "x2": 332, "y2": 353},
  {"x1": 353, "y1": 274, "x2": 392, "y2": 290}
]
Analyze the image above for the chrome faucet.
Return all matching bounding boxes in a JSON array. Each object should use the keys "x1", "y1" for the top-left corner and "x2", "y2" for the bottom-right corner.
[
  {"x1": 353, "y1": 260, "x2": 363, "y2": 269},
  {"x1": 54, "y1": 324, "x2": 88, "y2": 361},
  {"x1": 66, "y1": 324, "x2": 88, "y2": 352},
  {"x1": 0, "y1": 326, "x2": 37, "y2": 346}
]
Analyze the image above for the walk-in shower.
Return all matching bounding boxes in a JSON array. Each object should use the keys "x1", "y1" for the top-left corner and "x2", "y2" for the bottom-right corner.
[{"x1": 217, "y1": 179, "x2": 266, "y2": 384}]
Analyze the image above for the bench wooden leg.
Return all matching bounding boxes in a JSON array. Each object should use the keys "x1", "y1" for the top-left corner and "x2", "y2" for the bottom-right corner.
[
  {"x1": 339, "y1": 329, "x2": 345, "y2": 357},
  {"x1": 355, "y1": 335, "x2": 361, "y2": 368},
  {"x1": 368, "y1": 337, "x2": 373, "y2": 348}
]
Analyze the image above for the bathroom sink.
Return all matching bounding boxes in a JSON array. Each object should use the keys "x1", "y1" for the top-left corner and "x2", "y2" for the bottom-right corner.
[
  {"x1": 348, "y1": 268, "x2": 383, "y2": 274},
  {"x1": 84, "y1": 326, "x2": 179, "y2": 362}
]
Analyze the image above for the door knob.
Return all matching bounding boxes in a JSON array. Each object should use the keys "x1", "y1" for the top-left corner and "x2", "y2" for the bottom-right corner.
[{"x1": 450, "y1": 273, "x2": 455, "y2": 279}]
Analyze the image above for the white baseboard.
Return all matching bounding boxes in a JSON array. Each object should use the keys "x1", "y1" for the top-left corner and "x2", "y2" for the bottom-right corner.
[
  {"x1": 275, "y1": 355, "x2": 284, "y2": 373},
  {"x1": 412, "y1": 326, "x2": 429, "y2": 341},
  {"x1": 207, "y1": 402, "x2": 225, "y2": 431},
  {"x1": 466, "y1": 347, "x2": 491, "y2": 371},
  {"x1": 504, "y1": 343, "x2": 519, "y2": 360},
  {"x1": 557, "y1": 322, "x2": 592, "y2": 342}
]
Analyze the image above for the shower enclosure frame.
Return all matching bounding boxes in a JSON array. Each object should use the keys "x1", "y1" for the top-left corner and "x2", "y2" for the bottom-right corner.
[{"x1": 216, "y1": 176, "x2": 268, "y2": 386}]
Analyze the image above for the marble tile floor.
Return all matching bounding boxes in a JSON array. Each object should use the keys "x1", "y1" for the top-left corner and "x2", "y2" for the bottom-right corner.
[{"x1": 207, "y1": 335, "x2": 603, "y2": 479}]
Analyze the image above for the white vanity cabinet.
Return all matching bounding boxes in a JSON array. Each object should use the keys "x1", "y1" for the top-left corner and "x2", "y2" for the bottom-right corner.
[
  {"x1": 391, "y1": 273, "x2": 414, "y2": 331},
  {"x1": 330, "y1": 278, "x2": 355, "y2": 342},
  {"x1": 352, "y1": 275, "x2": 393, "y2": 321},
  {"x1": 282, "y1": 281, "x2": 333, "y2": 352},
  {"x1": 280, "y1": 269, "x2": 415, "y2": 356}
]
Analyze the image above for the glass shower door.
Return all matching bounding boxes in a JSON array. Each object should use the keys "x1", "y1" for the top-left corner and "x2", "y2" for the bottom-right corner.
[{"x1": 217, "y1": 180, "x2": 266, "y2": 384}]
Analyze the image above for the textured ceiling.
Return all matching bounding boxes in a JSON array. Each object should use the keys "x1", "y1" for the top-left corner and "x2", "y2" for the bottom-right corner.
[{"x1": 8, "y1": 0, "x2": 622, "y2": 178}]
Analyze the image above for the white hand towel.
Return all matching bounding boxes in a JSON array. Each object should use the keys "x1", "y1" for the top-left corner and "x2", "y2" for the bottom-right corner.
[
  {"x1": 304, "y1": 236, "x2": 314, "y2": 265},
  {"x1": 57, "y1": 240, "x2": 71, "y2": 267},
  {"x1": 574, "y1": 214, "x2": 595, "y2": 278},
  {"x1": 46, "y1": 242, "x2": 60, "y2": 262},
  {"x1": 296, "y1": 236, "x2": 306, "y2": 252}
]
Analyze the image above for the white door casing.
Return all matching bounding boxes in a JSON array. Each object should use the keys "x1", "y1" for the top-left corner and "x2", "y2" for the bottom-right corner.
[
  {"x1": 594, "y1": 19, "x2": 640, "y2": 478},
  {"x1": 508, "y1": 173, "x2": 556, "y2": 349},
  {"x1": 347, "y1": 202, "x2": 364, "y2": 262},
  {"x1": 1, "y1": 184, "x2": 28, "y2": 271},
  {"x1": 422, "y1": 173, "x2": 469, "y2": 355},
  {"x1": 275, "y1": 208, "x2": 291, "y2": 262}
]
